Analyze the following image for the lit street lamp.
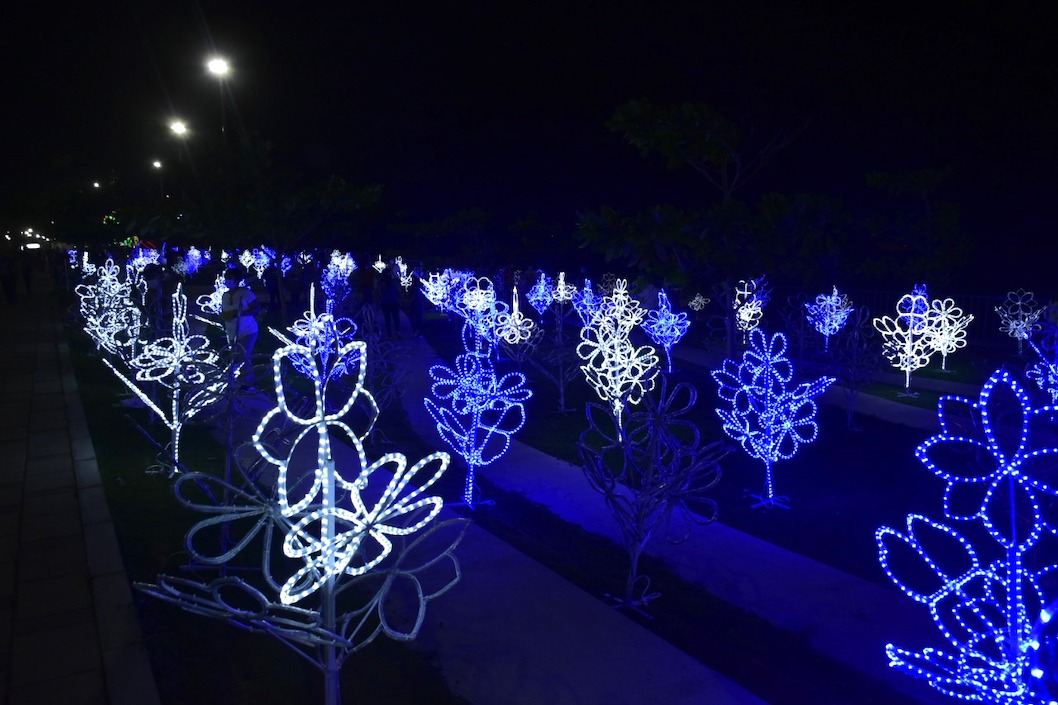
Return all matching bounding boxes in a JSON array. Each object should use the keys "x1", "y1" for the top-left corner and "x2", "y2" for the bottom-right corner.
[
  {"x1": 206, "y1": 56, "x2": 230, "y2": 141},
  {"x1": 152, "y1": 160, "x2": 164, "y2": 198},
  {"x1": 169, "y1": 120, "x2": 188, "y2": 136}
]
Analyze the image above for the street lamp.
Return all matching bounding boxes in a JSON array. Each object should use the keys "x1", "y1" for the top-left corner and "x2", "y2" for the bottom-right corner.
[
  {"x1": 152, "y1": 160, "x2": 164, "y2": 198},
  {"x1": 206, "y1": 56, "x2": 230, "y2": 141},
  {"x1": 169, "y1": 120, "x2": 188, "y2": 136}
]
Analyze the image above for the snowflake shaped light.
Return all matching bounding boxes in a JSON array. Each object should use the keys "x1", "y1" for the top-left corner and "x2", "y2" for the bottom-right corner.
[
  {"x1": 424, "y1": 321, "x2": 532, "y2": 507},
  {"x1": 712, "y1": 329, "x2": 834, "y2": 508},
  {"x1": 688, "y1": 293, "x2": 709, "y2": 312},
  {"x1": 578, "y1": 279, "x2": 659, "y2": 436},
  {"x1": 924, "y1": 298, "x2": 973, "y2": 371},
  {"x1": 997, "y1": 289, "x2": 1044, "y2": 353},
  {"x1": 874, "y1": 293, "x2": 936, "y2": 391},
  {"x1": 526, "y1": 272, "x2": 554, "y2": 315},
  {"x1": 641, "y1": 290, "x2": 690, "y2": 372},
  {"x1": 804, "y1": 286, "x2": 854, "y2": 352},
  {"x1": 877, "y1": 369, "x2": 1058, "y2": 703}
]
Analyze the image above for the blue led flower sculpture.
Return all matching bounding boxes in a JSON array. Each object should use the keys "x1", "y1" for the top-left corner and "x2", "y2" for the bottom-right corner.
[
  {"x1": 424, "y1": 321, "x2": 532, "y2": 507},
  {"x1": 572, "y1": 278, "x2": 605, "y2": 326},
  {"x1": 712, "y1": 329, "x2": 834, "y2": 508},
  {"x1": 526, "y1": 272, "x2": 554, "y2": 315},
  {"x1": 641, "y1": 290, "x2": 690, "y2": 372},
  {"x1": 877, "y1": 369, "x2": 1058, "y2": 704},
  {"x1": 804, "y1": 286, "x2": 854, "y2": 352}
]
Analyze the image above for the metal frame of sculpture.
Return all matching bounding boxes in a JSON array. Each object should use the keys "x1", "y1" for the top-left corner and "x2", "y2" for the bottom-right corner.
[
  {"x1": 996, "y1": 289, "x2": 1044, "y2": 354},
  {"x1": 579, "y1": 376, "x2": 726, "y2": 613}
]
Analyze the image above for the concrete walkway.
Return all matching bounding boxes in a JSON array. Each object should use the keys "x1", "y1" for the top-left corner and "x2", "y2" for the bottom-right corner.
[{"x1": 0, "y1": 274, "x2": 160, "y2": 705}]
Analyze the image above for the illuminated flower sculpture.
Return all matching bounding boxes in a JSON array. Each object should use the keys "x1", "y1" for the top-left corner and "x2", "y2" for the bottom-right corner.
[
  {"x1": 76, "y1": 257, "x2": 144, "y2": 358},
  {"x1": 102, "y1": 284, "x2": 227, "y2": 472},
  {"x1": 874, "y1": 292, "x2": 936, "y2": 393},
  {"x1": 321, "y1": 250, "x2": 357, "y2": 312},
  {"x1": 578, "y1": 279, "x2": 660, "y2": 437},
  {"x1": 804, "y1": 286, "x2": 854, "y2": 352},
  {"x1": 572, "y1": 279, "x2": 605, "y2": 326},
  {"x1": 877, "y1": 370, "x2": 1058, "y2": 704},
  {"x1": 924, "y1": 298, "x2": 974, "y2": 371},
  {"x1": 712, "y1": 329, "x2": 834, "y2": 508},
  {"x1": 196, "y1": 273, "x2": 229, "y2": 318},
  {"x1": 996, "y1": 289, "x2": 1044, "y2": 354},
  {"x1": 641, "y1": 290, "x2": 690, "y2": 372},
  {"x1": 733, "y1": 277, "x2": 770, "y2": 337},
  {"x1": 526, "y1": 272, "x2": 554, "y2": 316},
  {"x1": 137, "y1": 303, "x2": 466, "y2": 705},
  {"x1": 494, "y1": 284, "x2": 536, "y2": 345},
  {"x1": 424, "y1": 322, "x2": 532, "y2": 507}
]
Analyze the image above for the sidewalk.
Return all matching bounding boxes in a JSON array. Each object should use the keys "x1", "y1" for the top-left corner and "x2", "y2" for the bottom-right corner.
[{"x1": 0, "y1": 275, "x2": 160, "y2": 705}]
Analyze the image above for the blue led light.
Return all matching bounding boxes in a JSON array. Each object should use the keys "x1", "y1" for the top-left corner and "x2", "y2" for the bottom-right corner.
[
  {"x1": 424, "y1": 320, "x2": 532, "y2": 507},
  {"x1": 641, "y1": 290, "x2": 690, "y2": 372},
  {"x1": 877, "y1": 369, "x2": 1058, "y2": 703},
  {"x1": 711, "y1": 329, "x2": 834, "y2": 508},
  {"x1": 804, "y1": 286, "x2": 854, "y2": 352}
]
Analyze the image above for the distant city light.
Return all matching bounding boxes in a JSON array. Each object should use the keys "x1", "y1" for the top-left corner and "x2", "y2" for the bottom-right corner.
[
  {"x1": 206, "y1": 57, "x2": 230, "y2": 76},
  {"x1": 170, "y1": 121, "x2": 188, "y2": 136}
]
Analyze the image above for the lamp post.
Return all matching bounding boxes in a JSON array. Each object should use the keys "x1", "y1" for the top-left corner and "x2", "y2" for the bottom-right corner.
[{"x1": 206, "y1": 56, "x2": 229, "y2": 143}]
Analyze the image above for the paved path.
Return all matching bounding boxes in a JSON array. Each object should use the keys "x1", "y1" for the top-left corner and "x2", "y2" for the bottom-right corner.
[{"x1": 0, "y1": 274, "x2": 160, "y2": 705}]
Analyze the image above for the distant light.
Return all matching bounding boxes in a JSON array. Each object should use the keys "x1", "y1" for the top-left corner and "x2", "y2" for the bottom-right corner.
[
  {"x1": 170, "y1": 121, "x2": 188, "y2": 136},
  {"x1": 207, "y1": 57, "x2": 230, "y2": 77},
  {"x1": 93, "y1": 182, "x2": 100, "y2": 188},
  {"x1": 152, "y1": 160, "x2": 162, "y2": 169},
  {"x1": 25, "y1": 243, "x2": 41, "y2": 250}
]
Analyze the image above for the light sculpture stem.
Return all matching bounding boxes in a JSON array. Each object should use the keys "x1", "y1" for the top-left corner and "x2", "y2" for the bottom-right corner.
[{"x1": 321, "y1": 457, "x2": 340, "y2": 705}]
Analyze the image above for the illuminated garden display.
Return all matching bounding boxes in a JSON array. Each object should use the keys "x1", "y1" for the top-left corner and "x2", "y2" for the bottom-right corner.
[
  {"x1": 873, "y1": 291, "x2": 936, "y2": 392},
  {"x1": 641, "y1": 290, "x2": 690, "y2": 372},
  {"x1": 136, "y1": 297, "x2": 466, "y2": 705},
  {"x1": 572, "y1": 279, "x2": 605, "y2": 326},
  {"x1": 804, "y1": 286, "x2": 854, "y2": 352},
  {"x1": 712, "y1": 329, "x2": 834, "y2": 508},
  {"x1": 876, "y1": 369, "x2": 1058, "y2": 704},
  {"x1": 577, "y1": 279, "x2": 660, "y2": 437},
  {"x1": 424, "y1": 319, "x2": 532, "y2": 507},
  {"x1": 733, "y1": 277, "x2": 770, "y2": 337},
  {"x1": 996, "y1": 288, "x2": 1044, "y2": 354},
  {"x1": 924, "y1": 297, "x2": 974, "y2": 371},
  {"x1": 526, "y1": 271, "x2": 554, "y2": 316}
]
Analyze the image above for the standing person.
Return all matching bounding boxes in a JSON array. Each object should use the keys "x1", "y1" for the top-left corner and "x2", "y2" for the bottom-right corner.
[
  {"x1": 378, "y1": 267, "x2": 401, "y2": 338},
  {"x1": 221, "y1": 268, "x2": 260, "y2": 390}
]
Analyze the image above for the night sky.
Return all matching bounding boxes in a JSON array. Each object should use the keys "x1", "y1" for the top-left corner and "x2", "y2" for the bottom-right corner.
[{"x1": 3, "y1": 2, "x2": 1056, "y2": 288}]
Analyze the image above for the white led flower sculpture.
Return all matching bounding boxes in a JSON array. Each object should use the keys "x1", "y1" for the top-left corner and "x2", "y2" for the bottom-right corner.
[
  {"x1": 804, "y1": 286, "x2": 854, "y2": 352},
  {"x1": 641, "y1": 290, "x2": 690, "y2": 372},
  {"x1": 572, "y1": 279, "x2": 605, "y2": 326},
  {"x1": 997, "y1": 289, "x2": 1044, "y2": 354},
  {"x1": 372, "y1": 254, "x2": 386, "y2": 273},
  {"x1": 578, "y1": 279, "x2": 659, "y2": 437},
  {"x1": 76, "y1": 257, "x2": 143, "y2": 358},
  {"x1": 688, "y1": 293, "x2": 709, "y2": 315},
  {"x1": 136, "y1": 303, "x2": 466, "y2": 705},
  {"x1": 321, "y1": 250, "x2": 357, "y2": 311},
  {"x1": 733, "y1": 277, "x2": 769, "y2": 336},
  {"x1": 874, "y1": 293, "x2": 936, "y2": 392},
  {"x1": 494, "y1": 284, "x2": 536, "y2": 345},
  {"x1": 712, "y1": 329, "x2": 834, "y2": 508},
  {"x1": 424, "y1": 322, "x2": 532, "y2": 507},
  {"x1": 103, "y1": 284, "x2": 226, "y2": 472},
  {"x1": 553, "y1": 271, "x2": 577, "y2": 304},
  {"x1": 196, "y1": 273, "x2": 229, "y2": 320},
  {"x1": 877, "y1": 369, "x2": 1058, "y2": 703},
  {"x1": 924, "y1": 298, "x2": 973, "y2": 371}
]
